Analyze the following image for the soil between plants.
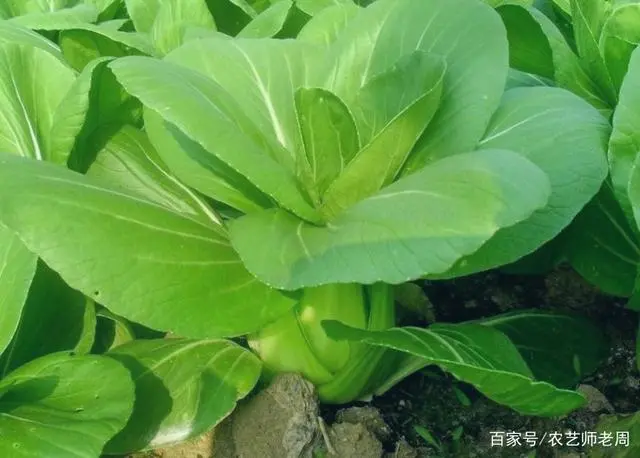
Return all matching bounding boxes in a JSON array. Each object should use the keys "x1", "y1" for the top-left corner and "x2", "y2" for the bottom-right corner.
[{"x1": 126, "y1": 266, "x2": 639, "y2": 458}]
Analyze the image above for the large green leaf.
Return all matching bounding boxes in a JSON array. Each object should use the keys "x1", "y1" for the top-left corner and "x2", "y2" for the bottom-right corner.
[
  {"x1": 68, "y1": 59, "x2": 143, "y2": 172},
  {"x1": 609, "y1": 47, "x2": 640, "y2": 223},
  {"x1": 87, "y1": 125, "x2": 222, "y2": 226},
  {"x1": 229, "y1": 149, "x2": 550, "y2": 289},
  {"x1": 599, "y1": 2, "x2": 640, "y2": 93},
  {"x1": 294, "y1": 87, "x2": 359, "y2": 197},
  {"x1": 150, "y1": 0, "x2": 217, "y2": 55},
  {"x1": 0, "y1": 43, "x2": 79, "y2": 163},
  {"x1": 297, "y1": 2, "x2": 360, "y2": 46},
  {"x1": 237, "y1": 0, "x2": 292, "y2": 38},
  {"x1": 497, "y1": 5, "x2": 611, "y2": 115},
  {"x1": 316, "y1": 0, "x2": 508, "y2": 172},
  {"x1": 321, "y1": 51, "x2": 446, "y2": 218},
  {"x1": 562, "y1": 183, "x2": 640, "y2": 296},
  {"x1": 5, "y1": 4, "x2": 99, "y2": 31},
  {"x1": 439, "y1": 87, "x2": 609, "y2": 277},
  {"x1": 0, "y1": 22, "x2": 64, "y2": 60},
  {"x1": 0, "y1": 228, "x2": 37, "y2": 357},
  {"x1": 104, "y1": 338, "x2": 261, "y2": 453},
  {"x1": 570, "y1": 0, "x2": 617, "y2": 104},
  {"x1": 479, "y1": 310, "x2": 609, "y2": 389},
  {"x1": 0, "y1": 154, "x2": 297, "y2": 338},
  {"x1": 144, "y1": 110, "x2": 272, "y2": 214},
  {"x1": 110, "y1": 52, "x2": 322, "y2": 223},
  {"x1": 323, "y1": 321, "x2": 586, "y2": 416},
  {"x1": 0, "y1": 352, "x2": 134, "y2": 457},
  {"x1": 59, "y1": 23, "x2": 154, "y2": 71},
  {"x1": 0, "y1": 261, "x2": 95, "y2": 376}
]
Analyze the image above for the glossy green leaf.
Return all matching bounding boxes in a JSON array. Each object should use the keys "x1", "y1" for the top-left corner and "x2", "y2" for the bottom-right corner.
[
  {"x1": 600, "y1": 2, "x2": 640, "y2": 93},
  {"x1": 110, "y1": 52, "x2": 322, "y2": 223},
  {"x1": 0, "y1": 352, "x2": 134, "y2": 458},
  {"x1": 123, "y1": 0, "x2": 162, "y2": 32},
  {"x1": 238, "y1": 0, "x2": 292, "y2": 38},
  {"x1": 294, "y1": 87, "x2": 359, "y2": 196},
  {"x1": 144, "y1": 110, "x2": 272, "y2": 214},
  {"x1": 0, "y1": 22, "x2": 64, "y2": 60},
  {"x1": 440, "y1": 87, "x2": 609, "y2": 277},
  {"x1": 150, "y1": 0, "x2": 217, "y2": 55},
  {"x1": 323, "y1": 321, "x2": 586, "y2": 416},
  {"x1": 0, "y1": 154, "x2": 297, "y2": 338},
  {"x1": 321, "y1": 51, "x2": 445, "y2": 218},
  {"x1": 105, "y1": 338, "x2": 261, "y2": 453},
  {"x1": 229, "y1": 149, "x2": 550, "y2": 289},
  {"x1": 563, "y1": 183, "x2": 640, "y2": 296},
  {"x1": 87, "y1": 125, "x2": 222, "y2": 226},
  {"x1": 59, "y1": 23, "x2": 154, "y2": 71},
  {"x1": 479, "y1": 310, "x2": 609, "y2": 389},
  {"x1": 69, "y1": 59, "x2": 143, "y2": 172},
  {"x1": 7, "y1": 5, "x2": 99, "y2": 31},
  {"x1": 0, "y1": 228, "x2": 37, "y2": 357},
  {"x1": 498, "y1": 5, "x2": 610, "y2": 114},
  {"x1": 570, "y1": 0, "x2": 617, "y2": 104},
  {"x1": 0, "y1": 261, "x2": 96, "y2": 376},
  {"x1": 297, "y1": 2, "x2": 360, "y2": 46},
  {"x1": 318, "y1": 0, "x2": 508, "y2": 172},
  {"x1": 296, "y1": 0, "x2": 355, "y2": 16},
  {"x1": 609, "y1": 47, "x2": 640, "y2": 223},
  {"x1": 0, "y1": 43, "x2": 78, "y2": 162}
]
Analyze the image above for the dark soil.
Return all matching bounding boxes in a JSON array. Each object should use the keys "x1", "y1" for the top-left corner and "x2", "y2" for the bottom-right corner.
[{"x1": 365, "y1": 266, "x2": 640, "y2": 457}]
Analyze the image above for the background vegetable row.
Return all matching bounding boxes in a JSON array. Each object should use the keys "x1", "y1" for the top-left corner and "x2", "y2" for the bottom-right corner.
[{"x1": 0, "y1": 0, "x2": 637, "y2": 456}]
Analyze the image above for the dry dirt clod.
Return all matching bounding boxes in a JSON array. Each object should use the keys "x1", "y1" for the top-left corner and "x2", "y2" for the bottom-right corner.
[
  {"x1": 335, "y1": 406, "x2": 392, "y2": 441},
  {"x1": 577, "y1": 385, "x2": 615, "y2": 414},
  {"x1": 230, "y1": 373, "x2": 320, "y2": 458},
  {"x1": 327, "y1": 422, "x2": 384, "y2": 458}
]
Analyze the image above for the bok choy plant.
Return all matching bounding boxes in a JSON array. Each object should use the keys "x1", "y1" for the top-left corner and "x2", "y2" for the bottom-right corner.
[{"x1": 0, "y1": 0, "x2": 617, "y2": 455}]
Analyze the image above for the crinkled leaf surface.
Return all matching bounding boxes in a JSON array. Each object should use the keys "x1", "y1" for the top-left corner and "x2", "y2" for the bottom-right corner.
[
  {"x1": 323, "y1": 321, "x2": 586, "y2": 416},
  {"x1": 229, "y1": 149, "x2": 550, "y2": 289},
  {"x1": 0, "y1": 261, "x2": 96, "y2": 376},
  {"x1": 609, "y1": 47, "x2": 640, "y2": 223},
  {"x1": 0, "y1": 352, "x2": 134, "y2": 458},
  {"x1": 0, "y1": 228, "x2": 37, "y2": 357},
  {"x1": 479, "y1": 311, "x2": 609, "y2": 389},
  {"x1": 439, "y1": 87, "x2": 609, "y2": 277},
  {"x1": 563, "y1": 183, "x2": 640, "y2": 296},
  {"x1": 0, "y1": 154, "x2": 297, "y2": 338},
  {"x1": 105, "y1": 339, "x2": 261, "y2": 453}
]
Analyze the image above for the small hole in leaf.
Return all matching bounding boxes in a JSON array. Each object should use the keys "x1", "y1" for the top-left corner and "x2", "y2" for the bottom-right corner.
[
  {"x1": 12, "y1": 443, "x2": 20, "y2": 449},
  {"x1": 93, "y1": 290, "x2": 100, "y2": 296}
]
